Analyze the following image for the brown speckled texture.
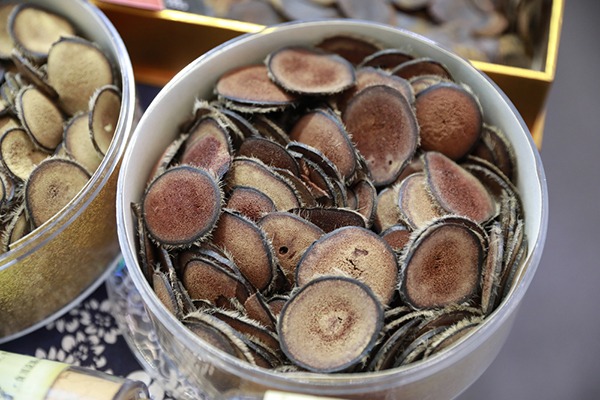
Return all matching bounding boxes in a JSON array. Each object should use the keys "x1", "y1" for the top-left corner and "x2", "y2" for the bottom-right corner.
[
  {"x1": 268, "y1": 46, "x2": 355, "y2": 94},
  {"x1": 402, "y1": 223, "x2": 482, "y2": 309},
  {"x1": 211, "y1": 210, "x2": 275, "y2": 292},
  {"x1": 416, "y1": 83, "x2": 482, "y2": 160},
  {"x1": 226, "y1": 186, "x2": 276, "y2": 221},
  {"x1": 0, "y1": 166, "x2": 119, "y2": 337},
  {"x1": 343, "y1": 85, "x2": 418, "y2": 186},
  {"x1": 216, "y1": 64, "x2": 296, "y2": 105},
  {"x1": 143, "y1": 166, "x2": 221, "y2": 245},
  {"x1": 296, "y1": 226, "x2": 398, "y2": 305},
  {"x1": 425, "y1": 151, "x2": 495, "y2": 223},
  {"x1": 278, "y1": 277, "x2": 382, "y2": 372}
]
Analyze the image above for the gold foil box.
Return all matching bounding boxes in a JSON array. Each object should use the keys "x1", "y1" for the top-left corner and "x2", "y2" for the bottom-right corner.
[{"x1": 91, "y1": 0, "x2": 563, "y2": 148}]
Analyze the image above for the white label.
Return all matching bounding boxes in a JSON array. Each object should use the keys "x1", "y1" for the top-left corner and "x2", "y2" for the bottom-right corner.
[
  {"x1": 263, "y1": 390, "x2": 346, "y2": 400},
  {"x1": 0, "y1": 351, "x2": 68, "y2": 400}
]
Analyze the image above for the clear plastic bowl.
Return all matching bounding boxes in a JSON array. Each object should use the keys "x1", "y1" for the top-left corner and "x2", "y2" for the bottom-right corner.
[
  {"x1": 114, "y1": 20, "x2": 548, "y2": 400},
  {"x1": 0, "y1": 0, "x2": 136, "y2": 342}
]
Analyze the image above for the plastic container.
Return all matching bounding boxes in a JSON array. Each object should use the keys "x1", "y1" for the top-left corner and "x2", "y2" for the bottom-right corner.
[
  {"x1": 113, "y1": 20, "x2": 548, "y2": 400},
  {"x1": 0, "y1": 0, "x2": 136, "y2": 342}
]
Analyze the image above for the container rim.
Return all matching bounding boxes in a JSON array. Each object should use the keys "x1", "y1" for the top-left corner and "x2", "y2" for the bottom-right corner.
[{"x1": 117, "y1": 19, "x2": 548, "y2": 395}]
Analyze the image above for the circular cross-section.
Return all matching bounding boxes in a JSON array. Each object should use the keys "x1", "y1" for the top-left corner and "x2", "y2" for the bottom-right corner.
[
  {"x1": 401, "y1": 221, "x2": 483, "y2": 309},
  {"x1": 142, "y1": 165, "x2": 221, "y2": 247},
  {"x1": 278, "y1": 276, "x2": 383, "y2": 373},
  {"x1": 415, "y1": 82, "x2": 482, "y2": 160},
  {"x1": 297, "y1": 225, "x2": 398, "y2": 304}
]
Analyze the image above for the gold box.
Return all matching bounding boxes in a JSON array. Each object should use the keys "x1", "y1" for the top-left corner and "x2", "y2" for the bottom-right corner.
[{"x1": 91, "y1": 0, "x2": 563, "y2": 148}]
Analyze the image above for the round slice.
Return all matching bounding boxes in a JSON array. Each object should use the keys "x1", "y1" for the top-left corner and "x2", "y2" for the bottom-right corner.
[
  {"x1": 267, "y1": 46, "x2": 355, "y2": 95},
  {"x1": 393, "y1": 325, "x2": 448, "y2": 367},
  {"x1": 373, "y1": 185, "x2": 401, "y2": 233},
  {"x1": 0, "y1": 114, "x2": 19, "y2": 132},
  {"x1": 0, "y1": 5, "x2": 17, "y2": 59},
  {"x1": 215, "y1": 64, "x2": 297, "y2": 110},
  {"x1": 153, "y1": 270, "x2": 181, "y2": 317},
  {"x1": 0, "y1": 172, "x2": 6, "y2": 206},
  {"x1": 337, "y1": 67, "x2": 415, "y2": 111},
  {"x1": 182, "y1": 258, "x2": 251, "y2": 305},
  {"x1": 424, "y1": 151, "x2": 496, "y2": 223},
  {"x1": 480, "y1": 222, "x2": 504, "y2": 315},
  {"x1": 400, "y1": 219, "x2": 484, "y2": 309},
  {"x1": 181, "y1": 116, "x2": 232, "y2": 178},
  {"x1": 8, "y1": 4, "x2": 75, "y2": 60},
  {"x1": 342, "y1": 85, "x2": 418, "y2": 186},
  {"x1": 89, "y1": 85, "x2": 121, "y2": 156},
  {"x1": 397, "y1": 172, "x2": 445, "y2": 229},
  {"x1": 212, "y1": 308, "x2": 280, "y2": 354},
  {"x1": 238, "y1": 136, "x2": 299, "y2": 176},
  {"x1": 472, "y1": 124, "x2": 516, "y2": 182},
  {"x1": 131, "y1": 202, "x2": 155, "y2": 284},
  {"x1": 215, "y1": 106, "x2": 259, "y2": 142},
  {"x1": 423, "y1": 316, "x2": 483, "y2": 358},
  {"x1": 265, "y1": 295, "x2": 287, "y2": 318},
  {"x1": 142, "y1": 165, "x2": 222, "y2": 247},
  {"x1": 258, "y1": 211, "x2": 325, "y2": 286},
  {"x1": 184, "y1": 316, "x2": 252, "y2": 362},
  {"x1": 359, "y1": 48, "x2": 414, "y2": 70},
  {"x1": 415, "y1": 82, "x2": 482, "y2": 160},
  {"x1": 211, "y1": 209, "x2": 277, "y2": 292},
  {"x1": 381, "y1": 223, "x2": 412, "y2": 253},
  {"x1": 64, "y1": 112, "x2": 103, "y2": 173},
  {"x1": 288, "y1": 109, "x2": 356, "y2": 180},
  {"x1": 46, "y1": 37, "x2": 114, "y2": 115},
  {"x1": 252, "y1": 114, "x2": 290, "y2": 146},
  {"x1": 392, "y1": 58, "x2": 453, "y2": 80},
  {"x1": 16, "y1": 86, "x2": 64, "y2": 151},
  {"x1": 291, "y1": 207, "x2": 366, "y2": 233},
  {"x1": 351, "y1": 178, "x2": 377, "y2": 226},
  {"x1": 180, "y1": 244, "x2": 240, "y2": 276},
  {"x1": 271, "y1": 166, "x2": 315, "y2": 203},
  {"x1": 228, "y1": 157, "x2": 300, "y2": 211},
  {"x1": 287, "y1": 141, "x2": 343, "y2": 183},
  {"x1": 292, "y1": 154, "x2": 340, "y2": 206},
  {"x1": 11, "y1": 48, "x2": 58, "y2": 99},
  {"x1": 0, "y1": 170, "x2": 16, "y2": 206},
  {"x1": 226, "y1": 186, "x2": 276, "y2": 222},
  {"x1": 366, "y1": 317, "x2": 420, "y2": 372},
  {"x1": 25, "y1": 158, "x2": 91, "y2": 227},
  {"x1": 410, "y1": 74, "x2": 447, "y2": 95},
  {"x1": 278, "y1": 276, "x2": 383, "y2": 373},
  {"x1": 184, "y1": 311, "x2": 256, "y2": 364},
  {"x1": 147, "y1": 133, "x2": 190, "y2": 183},
  {"x1": 1, "y1": 73, "x2": 19, "y2": 111},
  {"x1": 2, "y1": 205, "x2": 31, "y2": 252},
  {"x1": 244, "y1": 292, "x2": 277, "y2": 331},
  {"x1": 296, "y1": 225, "x2": 398, "y2": 304},
  {"x1": 413, "y1": 305, "x2": 482, "y2": 339},
  {"x1": 0, "y1": 127, "x2": 49, "y2": 180},
  {"x1": 316, "y1": 35, "x2": 382, "y2": 65}
]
